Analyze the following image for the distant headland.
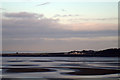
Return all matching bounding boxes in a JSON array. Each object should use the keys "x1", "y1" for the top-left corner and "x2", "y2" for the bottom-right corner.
[{"x1": 2, "y1": 48, "x2": 120, "y2": 57}]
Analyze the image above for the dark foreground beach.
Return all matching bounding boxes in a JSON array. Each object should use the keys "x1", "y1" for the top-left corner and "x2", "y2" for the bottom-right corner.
[{"x1": 2, "y1": 57, "x2": 120, "y2": 79}]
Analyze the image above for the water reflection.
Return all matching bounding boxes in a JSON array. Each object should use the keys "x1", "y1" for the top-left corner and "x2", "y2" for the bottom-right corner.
[
  {"x1": 2, "y1": 57, "x2": 119, "y2": 78},
  {"x1": 61, "y1": 67, "x2": 119, "y2": 75},
  {"x1": 30, "y1": 60, "x2": 53, "y2": 62},
  {"x1": 4, "y1": 68, "x2": 56, "y2": 73}
]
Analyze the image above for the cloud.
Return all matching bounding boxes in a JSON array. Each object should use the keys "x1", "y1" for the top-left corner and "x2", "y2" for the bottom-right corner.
[
  {"x1": 68, "y1": 18, "x2": 117, "y2": 21},
  {"x1": 53, "y1": 14, "x2": 117, "y2": 22},
  {"x1": 5, "y1": 36, "x2": 117, "y2": 42},
  {"x1": 2, "y1": 12, "x2": 118, "y2": 51},
  {"x1": 4, "y1": 12, "x2": 44, "y2": 19},
  {"x1": 62, "y1": 9, "x2": 67, "y2": 12},
  {"x1": 58, "y1": 23, "x2": 118, "y2": 31},
  {"x1": 3, "y1": 12, "x2": 117, "y2": 38},
  {"x1": 37, "y1": 2, "x2": 50, "y2": 6},
  {"x1": 54, "y1": 14, "x2": 81, "y2": 17},
  {"x1": 3, "y1": 36, "x2": 118, "y2": 52},
  {"x1": 0, "y1": 8, "x2": 6, "y2": 10}
]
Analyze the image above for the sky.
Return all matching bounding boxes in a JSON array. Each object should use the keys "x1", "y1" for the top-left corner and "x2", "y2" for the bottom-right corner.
[{"x1": 1, "y1": 1, "x2": 119, "y2": 52}]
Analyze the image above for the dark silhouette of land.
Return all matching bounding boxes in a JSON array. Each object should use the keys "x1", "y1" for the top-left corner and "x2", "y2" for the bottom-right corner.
[{"x1": 2, "y1": 48, "x2": 120, "y2": 57}]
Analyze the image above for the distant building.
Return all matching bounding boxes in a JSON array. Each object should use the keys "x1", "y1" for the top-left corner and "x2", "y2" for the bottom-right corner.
[{"x1": 68, "y1": 50, "x2": 85, "y2": 55}]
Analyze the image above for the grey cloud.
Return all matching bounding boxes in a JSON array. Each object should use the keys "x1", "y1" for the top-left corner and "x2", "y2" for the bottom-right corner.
[
  {"x1": 54, "y1": 14, "x2": 117, "y2": 21},
  {"x1": 93, "y1": 18, "x2": 117, "y2": 20},
  {"x1": 37, "y1": 2, "x2": 50, "y2": 6},
  {"x1": 68, "y1": 18, "x2": 117, "y2": 21},
  {"x1": 62, "y1": 9, "x2": 67, "y2": 12},
  {"x1": 3, "y1": 12, "x2": 117, "y2": 40},
  {"x1": 0, "y1": 8, "x2": 6, "y2": 10},
  {"x1": 4, "y1": 12, "x2": 44, "y2": 19},
  {"x1": 54, "y1": 14, "x2": 81, "y2": 17},
  {"x1": 2, "y1": 12, "x2": 118, "y2": 51},
  {"x1": 3, "y1": 35, "x2": 118, "y2": 52}
]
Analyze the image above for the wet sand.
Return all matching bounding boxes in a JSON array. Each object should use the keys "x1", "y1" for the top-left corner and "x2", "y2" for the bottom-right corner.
[
  {"x1": 2, "y1": 57, "x2": 119, "y2": 79},
  {"x1": 3, "y1": 67, "x2": 120, "y2": 75},
  {"x1": 30, "y1": 60, "x2": 53, "y2": 62},
  {"x1": 3, "y1": 68, "x2": 56, "y2": 73},
  {"x1": 7, "y1": 60, "x2": 24, "y2": 62},
  {"x1": 61, "y1": 67, "x2": 120, "y2": 75},
  {"x1": 5, "y1": 64, "x2": 39, "y2": 66}
]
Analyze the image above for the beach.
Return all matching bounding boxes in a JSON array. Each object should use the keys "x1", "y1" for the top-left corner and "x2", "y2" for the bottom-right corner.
[{"x1": 2, "y1": 57, "x2": 119, "y2": 79}]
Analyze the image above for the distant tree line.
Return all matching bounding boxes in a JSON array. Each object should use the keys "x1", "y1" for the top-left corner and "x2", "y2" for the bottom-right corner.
[{"x1": 68, "y1": 48, "x2": 120, "y2": 57}]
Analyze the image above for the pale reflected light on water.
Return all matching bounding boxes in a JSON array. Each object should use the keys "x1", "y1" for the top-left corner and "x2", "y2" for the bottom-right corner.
[{"x1": 2, "y1": 57, "x2": 120, "y2": 80}]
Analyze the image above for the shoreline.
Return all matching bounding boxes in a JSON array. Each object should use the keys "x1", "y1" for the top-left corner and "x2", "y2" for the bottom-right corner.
[
  {"x1": 2, "y1": 54, "x2": 119, "y2": 57},
  {"x1": 2, "y1": 48, "x2": 120, "y2": 57}
]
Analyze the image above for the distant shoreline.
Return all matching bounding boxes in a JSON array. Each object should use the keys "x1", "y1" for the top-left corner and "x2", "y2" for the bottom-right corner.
[
  {"x1": 2, "y1": 55, "x2": 119, "y2": 57},
  {"x1": 2, "y1": 48, "x2": 120, "y2": 57}
]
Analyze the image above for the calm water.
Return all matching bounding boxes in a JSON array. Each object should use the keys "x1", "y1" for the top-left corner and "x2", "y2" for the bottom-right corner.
[{"x1": 2, "y1": 57, "x2": 120, "y2": 80}]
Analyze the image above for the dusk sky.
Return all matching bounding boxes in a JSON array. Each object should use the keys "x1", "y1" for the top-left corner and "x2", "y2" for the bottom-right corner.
[{"x1": 1, "y1": 1, "x2": 118, "y2": 52}]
